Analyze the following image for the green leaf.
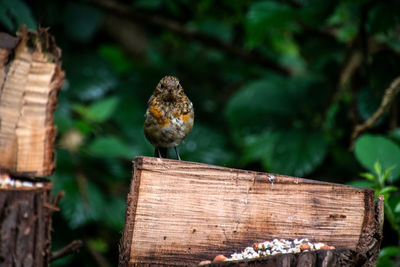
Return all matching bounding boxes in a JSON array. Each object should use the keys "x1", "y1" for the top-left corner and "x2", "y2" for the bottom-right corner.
[
  {"x1": 179, "y1": 124, "x2": 234, "y2": 166},
  {"x1": 241, "y1": 132, "x2": 280, "y2": 165},
  {"x1": 88, "y1": 238, "x2": 109, "y2": 253},
  {"x1": 269, "y1": 31, "x2": 301, "y2": 59},
  {"x1": 357, "y1": 87, "x2": 385, "y2": 124},
  {"x1": 102, "y1": 196, "x2": 126, "y2": 230},
  {"x1": 88, "y1": 97, "x2": 119, "y2": 123},
  {"x1": 389, "y1": 127, "x2": 400, "y2": 144},
  {"x1": 374, "y1": 161, "x2": 382, "y2": 177},
  {"x1": 98, "y1": 45, "x2": 135, "y2": 74},
  {"x1": 113, "y1": 97, "x2": 153, "y2": 157},
  {"x1": 246, "y1": 1, "x2": 297, "y2": 48},
  {"x1": 369, "y1": 3, "x2": 398, "y2": 34},
  {"x1": 75, "y1": 120, "x2": 92, "y2": 135},
  {"x1": 64, "y1": 3, "x2": 102, "y2": 42},
  {"x1": 87, "y1": 136, "x2": 132, "y2": 159},
  {"x1": 53, "y1": 174, "x2": 105, "y2": 229},
  {"x1": 0, "y1": 0, "x2": 37, "y2": 31},
  {"x1": 225, "y1": 74, "x2": 318, "y2": 133},
  {"x1": 359, "y1": 172, "x2": 376, "y2": 182},
  {"x1": 326, "y1": 3, "x2": 358, "y2": 42},
  {"x1": 377, "y1": 256, "x2": 394, "y2": 267},
  {"x1": 54, "y1": 109, "x2": 75, "y2": 134},
  {"x1": 73, "y1": 97, "x2": 119, "y2": 123},
  {"x1": 395, "y1": 202, "x2": 400, "y2": 213},
  {"x1": 379, "y1": 186, "x2": 398, "y2": 195},
  {"x1": 385, "y1": 36, "x2": 400, "y2": 54},
  {"x1": 190, "y1": 20, "x2": 233, "y2": 43},
  {"x1": 348, "y1": 180, "x2": 375, "y2": 188},
  {"x1": 64, "y1": 52, "x2": 117, "y2": 101},
  {"x1": 383, "y1": 165, "x2": 396, "y2": 182},
  {"x1": 379, "y1": 246, "x2": 400, "y2": 259},
  {"x1": 0, "y1": 7, "x2": 14, "y2": 31},
  {"x1": 298, "y1": 0, "x2": 336, "y2": 27},
  {"x1": 354, "y1": 134, "x2": 400, "y2": 182},
  {"x1": 243, "y1": 131, "x2": 328, "y2": 177},
  {"x1": 226, "y1": 79, "x2": 291, "y2": 131}
]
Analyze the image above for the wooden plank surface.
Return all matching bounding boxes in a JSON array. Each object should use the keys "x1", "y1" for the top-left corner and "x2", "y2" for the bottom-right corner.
[{"x1": 121, "y1": 156, "x2": 376, "y2": 266}]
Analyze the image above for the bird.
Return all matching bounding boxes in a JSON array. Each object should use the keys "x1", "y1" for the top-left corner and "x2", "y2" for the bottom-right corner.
[{"x1": 144, "y1": 75, "x2": 194, "y2": 160}]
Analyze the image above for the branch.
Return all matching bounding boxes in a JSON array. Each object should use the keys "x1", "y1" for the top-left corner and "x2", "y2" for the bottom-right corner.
[
  {"x1": 45, "y1": 191, "x2": 65, "y2": 216},
  {"x1": 88, "y1": 0, "x2": 292, "y2": 75},
  {"x1": 351, "y1": 76, "x2": 400, "y2": 144},
  {"x1": 50, "y1": 240, "x2": 83, "y2": 262},
  {"x1": 53, "y1": 190, "x2": 65, "y2": 206}
]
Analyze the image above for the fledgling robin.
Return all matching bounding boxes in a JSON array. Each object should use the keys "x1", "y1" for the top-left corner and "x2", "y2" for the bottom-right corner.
[{"x1": 144, "y1": 76, "x2": 194, "y2": 160}]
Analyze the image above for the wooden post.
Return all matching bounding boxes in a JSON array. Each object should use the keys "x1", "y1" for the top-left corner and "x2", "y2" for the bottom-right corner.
[
  {"x1": 119, "y1": 157, "x2": 383, "y2": 266},
  {"x1": 0, "y1": 27, "x2": 65, "y2": 266}
]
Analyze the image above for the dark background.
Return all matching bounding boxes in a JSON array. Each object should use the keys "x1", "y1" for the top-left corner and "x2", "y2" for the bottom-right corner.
[{"x1": 1, "y1": 0, "x2": 400, "y2": 266}]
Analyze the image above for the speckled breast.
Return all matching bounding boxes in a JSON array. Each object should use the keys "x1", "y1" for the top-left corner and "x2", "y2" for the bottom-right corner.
[{"x1": 144, "y1": 102, "x2": 194, "y2": 148}]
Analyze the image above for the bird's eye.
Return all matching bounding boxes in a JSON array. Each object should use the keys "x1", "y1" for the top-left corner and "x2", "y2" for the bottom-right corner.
[{"x1": 160, "y1": 84, "x2": 165, "y2": 89}]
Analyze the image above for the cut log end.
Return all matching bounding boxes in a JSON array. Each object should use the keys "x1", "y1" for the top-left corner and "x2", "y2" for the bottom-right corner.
[
  {"x1": 0, "y1": 27, "x2": 64, "y2": 178},
  {"x1": 119, "y1": 157, "x2": 383, "y2": 267}
]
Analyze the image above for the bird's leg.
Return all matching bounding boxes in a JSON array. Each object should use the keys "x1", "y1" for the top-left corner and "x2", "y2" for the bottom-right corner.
[
  {"x1": 156, "y1": 147, "x2": 168, "y2": 158},
  {"x1": 174, "y1": 147, "x2": 181, "y2": 160},
  {"x1": 155, "y1": 147, "x2": 162, "y2": 158}
]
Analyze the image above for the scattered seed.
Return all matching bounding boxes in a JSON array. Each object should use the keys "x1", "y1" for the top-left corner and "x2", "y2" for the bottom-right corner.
[
  {"x1": 268, "y1": 174, "x2": 275, "y2": 184},
  {"x1": 22, "y1": 181, "x2": 33, "y2": 187},
  {"x1": 300, "y1": 243, "x2": 311, "y2": 251},
  {"x1": 320, "y1": 244, "x2": 332, "y2": 250},
  {"x1": 213, "y1": 255, "x2": 227, "y2": 262},
  {"x1": 223, "y1": 238, "x2": 334, "y2": 262},
  {"x1": 198, "y1": 260, "x2": 211, "y2": 266},
  {"x1": 314, "y1": 243, "x2": 325, "y2": 250},
  {"x1": 0, "y1": 174, "x2": 45, "y2": 188}
]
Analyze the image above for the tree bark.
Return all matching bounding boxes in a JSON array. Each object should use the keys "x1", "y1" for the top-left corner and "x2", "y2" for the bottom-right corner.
[{"x1": 0, "y1": 181, "x2": 53, "y2": 267}]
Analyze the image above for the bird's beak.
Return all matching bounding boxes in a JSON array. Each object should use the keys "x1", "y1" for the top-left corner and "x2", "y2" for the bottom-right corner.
[{"x1": 168, "y1": 88, "x2": 173, "y2": 94}]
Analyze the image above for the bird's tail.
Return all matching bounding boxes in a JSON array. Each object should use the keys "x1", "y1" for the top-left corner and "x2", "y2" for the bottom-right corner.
[{"x1": 154, "y1": 147, "x2": 168, "y2": 158}]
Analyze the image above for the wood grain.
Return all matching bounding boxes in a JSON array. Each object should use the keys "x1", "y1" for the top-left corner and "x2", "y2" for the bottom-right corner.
[
  {"x1": 121, "y1": 157, "x2": 377, "y2": 266},
  {"x1": 0, "y1": 27, "x2": 64, "y2": 177}
]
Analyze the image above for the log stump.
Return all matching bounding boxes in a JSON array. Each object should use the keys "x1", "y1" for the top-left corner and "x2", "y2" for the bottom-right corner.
[
  {"x1": 0, "y1": 27, "x2": 65, "y2": 266},
  {"x1": 0, "y1": 179, "x2": 53, "y2": 266},
  {"x1": 119, "y1": 157, "x2": 383, "y2": 267}
]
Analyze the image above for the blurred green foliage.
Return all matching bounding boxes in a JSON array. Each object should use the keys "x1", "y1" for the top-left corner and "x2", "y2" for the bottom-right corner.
[
  {"x1": 1, "y1": 0, "x2": 400, "y2": 265},
  {"x1": 350, "y1": 158, "x2": 400, "y2": 267}
]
